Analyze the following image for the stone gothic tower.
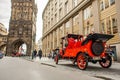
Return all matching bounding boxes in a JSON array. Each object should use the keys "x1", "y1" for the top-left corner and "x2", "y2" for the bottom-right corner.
[{"x1": 6, "y1": 0, "x2": 37, "y2": 56}]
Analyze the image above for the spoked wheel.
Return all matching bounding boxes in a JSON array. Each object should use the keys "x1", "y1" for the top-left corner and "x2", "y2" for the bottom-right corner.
[
  {"x1": 77, "y1": 53, "x2": 88, "y2": 70},
  {"x1": 99, "y1": 55, "x2": 112, "y2": 68},
  {"x1": 54, "y1": 55, "x2": 59, "y2": 64}
]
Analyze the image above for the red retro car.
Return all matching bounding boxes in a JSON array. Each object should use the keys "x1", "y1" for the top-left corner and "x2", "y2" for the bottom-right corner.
[
  {"x1": 54, "y1": 33, "x2": 114, "y2": 70},
  {"x1": 11, "y1": 52, "x2": 21, "y2": 57}
]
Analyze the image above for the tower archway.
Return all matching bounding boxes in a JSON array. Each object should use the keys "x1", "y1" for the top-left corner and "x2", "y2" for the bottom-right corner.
[
  {"x1": 11, "y1": 39, "x2": 28, "y2": 56},
  {"x1": 0, "y1": 44, "x2": 6, "y2": 54}
]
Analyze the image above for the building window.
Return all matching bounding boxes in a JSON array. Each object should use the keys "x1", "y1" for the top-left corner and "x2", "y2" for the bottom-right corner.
[
  {"x1": 73, "y1": 0, "x2": 78, "y2": 8},
  {"x1": 89, "y1": 6, "x2": 93, "y2": 17},
  {"x1": 45, "y1": 24, "x2": 47, "y2": 32},
  {"x1": 107, "y1": 19, "x2": 112, "y2": 34},
  {"x1": 105, "y1": 0, "x2": 109, "y2": 8},
  {"x1": 65, "y1": 1, "x2": 69, "y2": 14},
  {"x1": 84, "y1": 5, "x2": 93, "y2": 20},
  {"x1": 84, "y1": 23, "x2": 94, "y2": 35},
  {"x1": 55, "y1": 2, "x2": 57, "y2": 11},
  {"x1": 51, "y1": 0, "x2": 53, "y2": 8},
  {"x1": 109, "y1": 0, "x2": 115, "y2": 5},
  {"x1": 59, "y1": 0, "x2": 62, "y2": 6},
  {"x1": 84, "y1": 26, "x2": 91, "y2": 36},
  {"x1": 100, "y1": 1, "x2": 104, "y2": 11},
  {"x1": 51, "y1": 18, "x2": 53, "y2": 26},
  {"x1": 84, "y1": 9, "x2": 87, "y2": 20},
  {"x1": 91, "y1": 24, "x2": 94, "y2": 32},
  {"x1": 55, "y1": 13, "x2": 58, "y2": 23},
  {"x1": 60, "y1": 26, "x2": 63, "y2": 37},
  {"x1": 54, "y1": 30, "x2": 57, "y2": 48},
  {"x1": 84, "y1": 27, "x2": 87, "y2": 36},
  {"x1": 48, "y1": 22, "x2": 50, "y2": 29},
  {"x1": 65, "y1": 20, "x2": 70, "y2": 34},
  {"x1": 112, "y1": 18, "x2": 118, "y2": 34},
  {"x1": 51, "y1": 8, "x2": 53, "y2": 16},
  {"x1": 65, "y1": 21, "x2": 70, "y2": 28},
  {"x1": 59, "y1": 8, "x2": 62, "y2": 19},
  {"x1": 101, "y1": 22, "x2": 105, "y2": 33},
  {"x1": 73, "y1": 14, "x2": 79, "y2": 34}
]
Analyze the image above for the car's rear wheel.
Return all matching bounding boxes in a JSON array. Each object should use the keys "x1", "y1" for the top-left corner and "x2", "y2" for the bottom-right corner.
[
  {"x1": 77, "y1": 53, "x2": 88, "y2": 70},
  {"x1": 99, "y1": 55, "x2": 112, "y2": 68}
]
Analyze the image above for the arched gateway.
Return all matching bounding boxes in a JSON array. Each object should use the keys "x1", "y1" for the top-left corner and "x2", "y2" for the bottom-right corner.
[
  {"x1": 0, "y1": 43, "x2": 6, "y2": 54},
  {"x1": 7, "y1": 39, "x2": 29, "y2": 56},
  {"x1": 6, "y1": 0, "x2": 37, "y2": 56},
  {"x1": 0, "y1": 35, "x2": 7, "y2": 54}
]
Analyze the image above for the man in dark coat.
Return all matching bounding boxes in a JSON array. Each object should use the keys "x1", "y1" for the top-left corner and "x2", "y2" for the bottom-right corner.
[
  {"x1": 32, "y1": 49, "x2": 37, "y2": 59},
  {"x1": 38, "y1": 49, "x2": 42, "y2": 59}
]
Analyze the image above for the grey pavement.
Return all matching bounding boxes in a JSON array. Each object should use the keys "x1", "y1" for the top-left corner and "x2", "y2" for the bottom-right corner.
[
  {"x1": 0, "y1": 56, "x2": 102, "y2": 80},
  {"x1": 33, "y1": 57, "x2": 120, "y2": 80}
]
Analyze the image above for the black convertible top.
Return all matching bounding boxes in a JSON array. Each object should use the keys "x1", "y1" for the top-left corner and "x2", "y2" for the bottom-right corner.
[
  {"x1": 86, "y1": 33, "x2": 114, "y2": 41},
  {"x1": 81, "y1": 33, "x2": 114, "y2": 45},
  {"x1": 61, "y1": 34, "x2": 83, "y2": 39}
]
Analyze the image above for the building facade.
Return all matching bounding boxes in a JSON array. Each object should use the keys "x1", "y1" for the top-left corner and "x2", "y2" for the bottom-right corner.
[
  {"x1": 0, "y1": 23, "x2": 7, "y2": 53},
  {"x1": 37, "y1": 38, "x2": 42, "y2": 50},
  {"x1": 0, "y1": 23, "x2": 7, "y2": 35},
  {"x1": 6, "y1": 0, "x2": 37, "y2": 56},
  {"x1": 42, "y1": 0, "x2": 120, "y2": 61}
]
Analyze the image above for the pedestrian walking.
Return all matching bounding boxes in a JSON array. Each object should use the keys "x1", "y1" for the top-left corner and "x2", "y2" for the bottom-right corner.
[
  {"x1": 32, "y1": 49, "x2": 37, "y2": 59},
  {"x1": 38, "y1": 49, "x2": 42, "y2": 59}
]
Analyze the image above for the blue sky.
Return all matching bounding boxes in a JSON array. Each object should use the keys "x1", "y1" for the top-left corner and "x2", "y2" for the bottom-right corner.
[{"x1": 0, "y1": 0, "x2": 48, "y2": 42}]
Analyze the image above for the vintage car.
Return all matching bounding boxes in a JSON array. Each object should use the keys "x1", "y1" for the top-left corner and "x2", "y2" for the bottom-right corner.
[
  {"x1": 11, "y1": 52, "x2": 21, "y2": 57},
  {"x1": 54, "y1": 33, "x2": 114, "y2": 70}
]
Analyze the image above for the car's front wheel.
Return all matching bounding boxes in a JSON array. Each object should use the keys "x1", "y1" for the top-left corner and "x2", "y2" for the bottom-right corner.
[{"x1": 77, "y1": 53, "x2": 88, "y2": 70}]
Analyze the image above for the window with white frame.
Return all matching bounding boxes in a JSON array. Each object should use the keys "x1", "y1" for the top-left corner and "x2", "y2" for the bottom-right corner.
[
  {"x1": 101, "y1": 22, "x2": 105, "y2": 33},
  {"x1": 106, "y1": 19, "x2": 112, "y2": 34},
  {"x1": 55, "y1": 13, "x2": 57, "y2": 23},
  {"x1": 73, "y1": 14, "x2": 79, "y2": 34},
  {"x1": 60, "y1": 26, "x2": 63, "y2": 37},
  {"x1": 109, "y1": 0, "x2": 115, "y2": 5},
  {"x1": 51, "y1": 8, "x2": 53, "y2": 16},
  {"x1": 105, "y1": 0, "x2": 109, "y2": 8},
  {"x1": 59, "y1": 8, "x2": 62, "y2": 19},
  {"x1": 73, "y1": 0, "x2": 78, "y2": 8},
  {"x1": 65, "y1": 21, "x2": 70, "y2": 28},
  {"x1": 65, "y1": 20, "x2": 70, "y2": 34},
  {"x1": 59, "y1": 0, "x2": 62, "y2": 6},
  {"x1": 55, "y1": 2, "x2": 57, "y2": 11},
  {"x1": 112, "y1": 18, "x2": 118, "y2": 34},
  {"x1": 65, "y1": 1, "x2": 69, "y2": 14},
  {"x1": 84, "y1": 5, "x2": 92, "y2": 20},
  {"x1": 51, "y1": 18, "x2": 53, "y2": 26},
  {"x1": 100, "y1": 0, "x2": 105, "y2": 11}
]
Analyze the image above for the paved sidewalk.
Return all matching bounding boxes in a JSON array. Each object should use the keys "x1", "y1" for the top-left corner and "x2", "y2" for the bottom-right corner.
[
  {"x1": 34, "y1": 57, "x2": 55, "y2": 64},
  {"x1": 21, "y1": 56, "x2": 53, "y2": 62},
  {"x1": 21, "y1": 56, "x2": 120, "y2": 80}
]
